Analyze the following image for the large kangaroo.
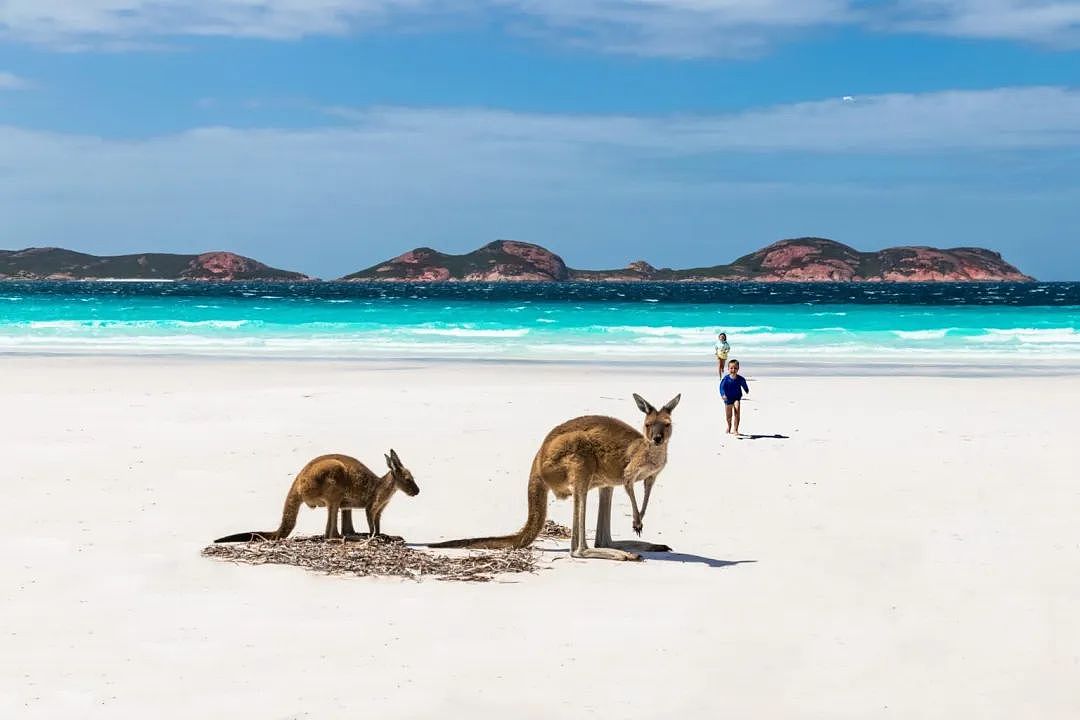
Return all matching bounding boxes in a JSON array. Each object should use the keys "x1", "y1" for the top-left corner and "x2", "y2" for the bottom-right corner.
[
  {"x1": 214, "y1": 449, "x2": 419, "y2": 543},
  {"x1": 430, "y1": 393, "x2": 680, "y2": 561}
]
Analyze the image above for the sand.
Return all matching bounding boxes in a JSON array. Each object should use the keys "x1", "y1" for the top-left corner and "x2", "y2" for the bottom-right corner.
[{"x1": 1, "y1": 356, "x2": 1078, "y2": 719}]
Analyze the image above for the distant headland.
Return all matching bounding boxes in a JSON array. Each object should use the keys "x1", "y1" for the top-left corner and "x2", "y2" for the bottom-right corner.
[
  {"x1": 1, "y1": 238, "x2": 1033, "y2": 282},
  {"x1": 0, "y1": 248, "x2": 309, "y2": 282}
]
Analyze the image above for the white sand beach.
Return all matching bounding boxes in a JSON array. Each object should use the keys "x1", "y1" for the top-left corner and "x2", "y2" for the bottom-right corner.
[{"x1": 2, "y1": 356, "x2": 1078, "y2": 719}]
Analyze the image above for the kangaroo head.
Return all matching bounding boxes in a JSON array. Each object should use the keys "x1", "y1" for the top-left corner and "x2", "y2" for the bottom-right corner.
[
  {"x1": 633, "y1": 393, "x2": 681, "y2": 446},
  {"x1": 385, "y1": 449, "x2": 420, "y2": 496}
]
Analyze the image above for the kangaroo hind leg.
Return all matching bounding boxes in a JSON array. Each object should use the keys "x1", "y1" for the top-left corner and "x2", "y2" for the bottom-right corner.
[
  {"x1": 571, "y1": 481, "x2": 640, "y2": 562},
  {"x1": 324, "y1": 502, "x2": 342, "y2": 539},
  {"x1": 595, "y1": 484, "x2": 672, "y2": 554},
  {"x1": 341, "y1": 509, "x2": 358, "y2": 537}
]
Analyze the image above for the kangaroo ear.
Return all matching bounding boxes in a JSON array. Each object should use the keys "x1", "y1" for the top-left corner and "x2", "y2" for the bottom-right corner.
[
  {"x1": 385, "y1": 453, "x2": 394, "y2": 470},
  {"x1": 662, "y1": 394, "x2": 682, "y2": 414},
  {"x1": 389, "y1": 449, "x2": 402, "y2": 467},
  {"x1": 633, "y1": 393, "x2": 656, "y2": 414}
]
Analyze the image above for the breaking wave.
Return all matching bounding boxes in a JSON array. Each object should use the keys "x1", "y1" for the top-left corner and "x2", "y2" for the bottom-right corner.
[{"x1": 0, "y1": 281, "x2": 1076, "y2": 362}]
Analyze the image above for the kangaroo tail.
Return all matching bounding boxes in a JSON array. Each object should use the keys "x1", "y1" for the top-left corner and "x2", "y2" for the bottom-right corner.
[
  {"x1": 429, "y1": 468, "x2": 548, "y2": 550},
  {"x1": 213, "y1": 530, "x2": 279, "y2": 543},
  {"x1": 214, "y1": 487, "x2": 303, "y2": 543}
]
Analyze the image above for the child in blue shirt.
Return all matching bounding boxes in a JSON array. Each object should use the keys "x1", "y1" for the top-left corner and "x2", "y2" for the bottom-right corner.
[{"x1": 719, "y1": 359, "x2": 750, "y2": 435}]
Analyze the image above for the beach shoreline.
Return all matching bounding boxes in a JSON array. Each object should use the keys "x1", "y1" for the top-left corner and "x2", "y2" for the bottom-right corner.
[
  {"x1": 4, "y1": 352, "x2": 1080, "y2": 377},
  {"x1": 2, "y1": 356, "x2": 1079, "y2": 718}
]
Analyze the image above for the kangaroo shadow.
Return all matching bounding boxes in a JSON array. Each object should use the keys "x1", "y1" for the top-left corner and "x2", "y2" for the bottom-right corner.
[
  {"x1": 532, "y1": 545, "x2": 755, "y2": 569},
  {"x1": 737, "y1": 433, "x2": 789, "y2": 441},
  {"x1": 640, "y1": 551, "x2": 756, "y2": 568}
]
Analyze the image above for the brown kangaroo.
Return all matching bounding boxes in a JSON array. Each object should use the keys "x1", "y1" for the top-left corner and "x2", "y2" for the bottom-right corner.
[
  {"x1": 430, "y1": 393, "x2": 680, "y2": 561},
  {"x1": 214, "y1": 449, "x2": 419, "y2": 543}
]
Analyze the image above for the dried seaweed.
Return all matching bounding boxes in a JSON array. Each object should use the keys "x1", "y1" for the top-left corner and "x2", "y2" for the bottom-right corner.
[
  {"x1": 201, "y1": 535, "x2": 539, "y2": 582},
  {"x1": 539, "y1": 520, "x2": 572, "y2": 539}
]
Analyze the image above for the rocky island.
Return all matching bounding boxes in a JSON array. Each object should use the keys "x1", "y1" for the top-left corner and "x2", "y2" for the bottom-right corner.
[
  {"x1": 0, "y1": 248, "x2": 310, "y2": 281},
  {"x1": 344, "y1": 238, "x2": 1033, "y2": 283},
  {"x1": 2, "y1": 238, "x2": 1032, "y2": 282}
]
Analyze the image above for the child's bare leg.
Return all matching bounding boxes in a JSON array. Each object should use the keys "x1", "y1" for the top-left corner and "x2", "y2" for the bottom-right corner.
[
  {"x1": 733, "y1": 400, "x2": 742, "y2": 434},
  {"x1": 724, "y1": 403, "x2": 733, "y2": 433}
]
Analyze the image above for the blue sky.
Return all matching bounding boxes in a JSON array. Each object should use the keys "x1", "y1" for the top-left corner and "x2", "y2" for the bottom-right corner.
[{"x1": 1, "y1": 2, "x2": 1078, "y2": 279}]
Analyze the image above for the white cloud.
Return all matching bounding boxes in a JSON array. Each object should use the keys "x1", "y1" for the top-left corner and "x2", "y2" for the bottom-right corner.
[
  {"x1": 2, "y1": 88, "x2": 1077, "y2": 217},
  {"x1": 0, "y1": 85, "x2": 1075, "y2": 219},
  {"x1": 0, "y1": 71, "x2": 30, "y2": 89},
  {"x1": 322, "y1": 86, "x2": 1080, "y2": 153},
  {"x1": 1, "y1": 86, "x2": 1076, "y2": 276},
  {"x1": 0, "y1": 1, "x2": 1078, "y2": 55},
  {"x1": 1, "y1": 87, "x2": 1077, "y2": 210},
  {"x1": 0, "y1": 1, "x2": 433, "y2": 48},
  {"x1": 883, "y1": 1, "x2": 1080, "y2": 45},
  {"x1": 493, "y1": 0, "x2": 855, "y2": 57}
]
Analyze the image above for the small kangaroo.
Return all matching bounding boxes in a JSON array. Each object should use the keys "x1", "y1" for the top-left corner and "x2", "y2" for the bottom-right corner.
[
  {"x1": 430, "y1": 393, "x2": 679, "y2": 561},
  {"x1": 214, "y1": 449, "x2": 419, "y2": 543}
]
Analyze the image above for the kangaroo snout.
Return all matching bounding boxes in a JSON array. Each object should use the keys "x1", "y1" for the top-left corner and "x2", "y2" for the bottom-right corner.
[{"x1": 652, "y1": 434, "x2": 664, "y2": 444}]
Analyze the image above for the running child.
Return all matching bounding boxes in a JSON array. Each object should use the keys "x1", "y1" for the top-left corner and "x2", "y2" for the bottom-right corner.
[{"x1": 719, "y1": 358, "x2": 750, "y2": 435}]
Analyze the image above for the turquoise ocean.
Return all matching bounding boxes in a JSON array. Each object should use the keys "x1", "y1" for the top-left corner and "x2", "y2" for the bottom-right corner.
[{"x1": 2, "y1": 281, "x2": 1079, "y2": 365}]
